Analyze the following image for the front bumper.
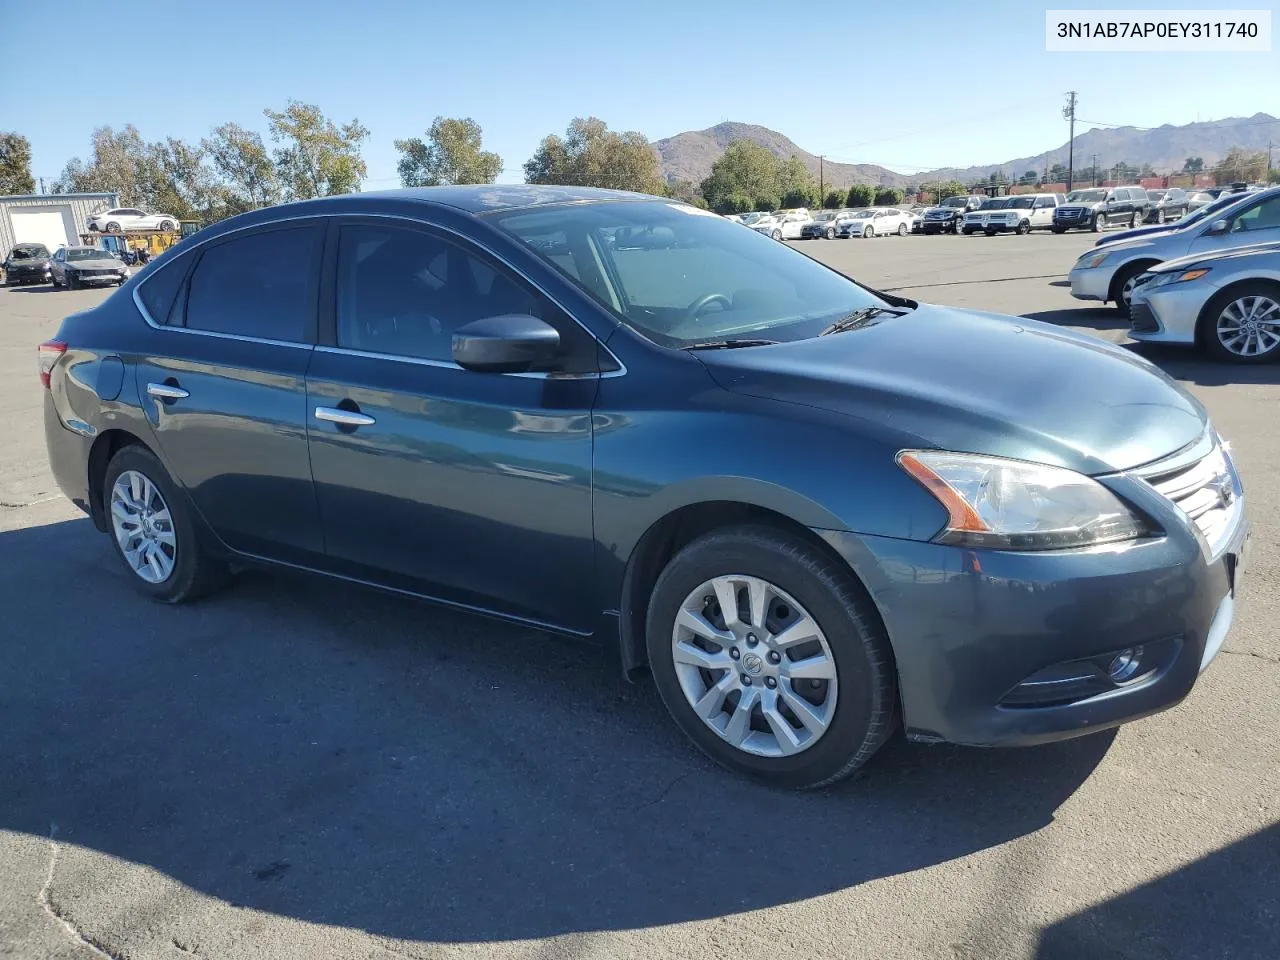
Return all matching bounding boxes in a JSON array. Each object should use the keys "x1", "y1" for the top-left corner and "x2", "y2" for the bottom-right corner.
[
  {"x1": 1068, "y1": 264, "x2": 1113, "y2": 301},
  {"x1": 1054, "y1": 211, "x2": 1096, "y2": 230},
  {"x1": 818, "y1": 489, "x2": 1248, "y2": 747},
  {"x1": 1130, "y1": 280, "x2": 1219, "y2": 344},
  {"x1": 5, "y1": 266, "x2": 51, "y2": 284},
  {"x1": 922, "y1": 220, "x2": 956, "y2": 233},
  {"x1": 71, "y1": 272, "x2": 127, "y2": 285}
]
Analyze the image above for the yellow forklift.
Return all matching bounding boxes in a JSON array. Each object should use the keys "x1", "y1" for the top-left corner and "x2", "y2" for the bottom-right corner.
[{"x1": 81, "y1": 225, "x2": 188, "y2": 265}]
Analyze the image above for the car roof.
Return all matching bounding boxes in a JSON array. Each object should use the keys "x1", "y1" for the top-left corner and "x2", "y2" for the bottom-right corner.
[{"x1": 369, "y1": 184, "x2": 657, "y2": 213}]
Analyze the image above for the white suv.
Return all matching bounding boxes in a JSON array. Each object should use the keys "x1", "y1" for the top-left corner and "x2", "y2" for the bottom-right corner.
[
  {"x1": 974, "y1": 193, "x2": 1063, "y2": 235},
  {"x1": 87, "y1": 208, "x2": 179, "y2": 233}
]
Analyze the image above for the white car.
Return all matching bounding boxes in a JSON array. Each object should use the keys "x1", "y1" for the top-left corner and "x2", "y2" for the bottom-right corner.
[
  {"x1": 743, "y1": 212, "x2": 783, "y2": 238},
  {"x1": 968, "y1": 193, "x2": 1063, "y2": 235},
  {"x1": 87, "y1": 207, "x2": 180, "y2": 233},
  {"x1": 769, "y1": 209, "x2": 812, "y2": 240},
  {"x1": 838, "y1": 208, "x2": 912, "y2": 238}
]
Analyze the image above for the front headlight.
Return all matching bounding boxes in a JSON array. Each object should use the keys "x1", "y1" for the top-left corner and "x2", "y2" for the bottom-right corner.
[
  {"x1": 1077, "y1": 251, "x2": 1110, "y2": 269},
  {"x1": 1148, "y1": 267, "x2": 1210, "y2": 288},
  {"x1": 897, "y1": 451, "x2": 1146, "y2": 550}
]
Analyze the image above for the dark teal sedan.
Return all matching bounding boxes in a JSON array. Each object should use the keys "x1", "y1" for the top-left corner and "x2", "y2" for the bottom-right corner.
[{"x1": 39, "y1": 186, "x2": 1249, "y2": 788}]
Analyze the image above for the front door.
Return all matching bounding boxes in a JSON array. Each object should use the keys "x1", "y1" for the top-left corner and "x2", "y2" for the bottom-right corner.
[
  {"x1": 305, "y1": 218, "x2": 599, "y2": 631},
  {"x1": 135, "y1": 222, "x2": 326, "y2": 563}
]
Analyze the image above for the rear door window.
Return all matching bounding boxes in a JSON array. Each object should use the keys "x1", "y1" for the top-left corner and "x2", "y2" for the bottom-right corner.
[
  {"x1": 136, "y1": 253, "x2": 192, "y2": 325},
  {"x1": 184, "y1": 226, "x2": 322, "y2": 342}
]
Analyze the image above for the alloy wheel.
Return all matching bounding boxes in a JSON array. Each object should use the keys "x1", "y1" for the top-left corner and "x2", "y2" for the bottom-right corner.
[
  {"x1": 670, "y1": 575, "x2": 838, "y2": 758},
  {"x1": 1217, "y1": 294, "x2": 1280, "y2": 358},
  {"x1": 110, "y1": 469, "x2": 177, "y2": 583},
  {"x1": 1121, "y1": 273, "x2": 1140, "y2": 311}
]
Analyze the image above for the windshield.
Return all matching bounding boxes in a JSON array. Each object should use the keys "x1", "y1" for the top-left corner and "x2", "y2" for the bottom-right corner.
[
  {"x1": 940, "y1": 196, "x2": 967, "y2": 208},
  {"x1": 1147, "y1": 190, "x2": 1167, "y2": 200},
  {"x1": 813, "y1": 212, "x2": 837, "y2": 221},
  {"x1": 849, "y1": 210, "x2": 874, "y2": 218},
  {"x1": 1007, "y1": 197, "x2": 1035, "y2": 209},
  {"x1": 9, "y1": 244, "x2": 49, "y2": 260},
  {"x1": 495, "y1": 200, "x2": 886, "y2": 348},
  {"x1": 1067, "y1": 190, "x2": 1107, "y2": 203},
  {"x1": 67, "y1": 248, "x2": 106, "y2": 261},
  {"x1": 977, "y1": 199, "x2": 1011, "y2": 210},
  {"x1": 740, "y1": 212, "x2": 769, "y2": 224}
]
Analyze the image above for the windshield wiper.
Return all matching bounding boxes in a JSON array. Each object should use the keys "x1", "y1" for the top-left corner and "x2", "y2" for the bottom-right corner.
[
  {"x1": 679, "y1": 338, "x2": 779, "y2": 351},
  {"x1": 819, "y1": 305, "x2": 901, "y2": 336}
]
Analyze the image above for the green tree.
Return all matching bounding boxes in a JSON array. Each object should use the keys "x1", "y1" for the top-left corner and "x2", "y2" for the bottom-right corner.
[
  {"x1": 264, "y1": 100, "x2": 369, "y2": 201},
  {"x1": 0, "y1": 132, "x2": 35, "y2": 194},
  {"x1": 53, "y1": 125, "x2": 151, "y2": 203},
  {"x1": 394, "y1": 116, "x2": 502, "y2": 187},
  {"x1": 846, "y1": 183, "x2": 875, "y2": 207},
  {"x1": 1139, "y1": 163, "x2": 1156, "y2": 178},
  {"x1": 1048, "y1": 163, "x2": 1068, "y2": 183},
  {"x1": 777, "y1": 156, "x2": 817, "y2": 208},
  {"x1": 1214, "y1": 147, "x2": 1267, "y2": 185},
  {"x1": 142, "y1": 137, "x2": 218, "y2": 221},
  {"x1": 1183, "y1": 157, "x2": 1205, "y2": 173},
  {"x1": 934, "y1": 179, "x2": 968, "y2": 200},
  {"x1": 823, "y1": 189, "x2": 846, "y2": 209},
  {"x1": 1268, "y1": 168, "x2": 1280, "y2": 185},
  {"x1": 700, "y1": 140, "x2": 781, "y2": 212},
  {"x1": 524, "y1": 117, "x2": 662, "y2": 194},
  {"x1": 662, "y1": 178, "x2": 706, "y2": 206},
  {"x1": 202, "y1": 122, "x2": 279, "y2": 215},
  {"x1": 874, "y1": 187, "x2": 904, "y2": 206},
  {"x1": 1020, "y1": 169, "x2": 1039, "y2": 185}
]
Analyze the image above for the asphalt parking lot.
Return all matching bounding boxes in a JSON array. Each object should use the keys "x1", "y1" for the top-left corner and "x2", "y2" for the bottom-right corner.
[{"x1": 1, "y1": 232, "x2": 1276, "y2": 960}]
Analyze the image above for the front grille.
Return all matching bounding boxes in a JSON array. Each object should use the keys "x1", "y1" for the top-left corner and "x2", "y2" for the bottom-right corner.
[{"x1": 1143, "y1": 445, "x2": 1240, "y2": 555}]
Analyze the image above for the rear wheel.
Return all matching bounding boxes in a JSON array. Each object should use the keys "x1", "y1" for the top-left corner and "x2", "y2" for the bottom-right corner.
[
  {"x1": 897, "y1": 223, "x2": 907, "y2": 236},
  {"x1": 103, "y1": 445, "x2": 226, "y2": 603},
  {"x1": 158, "y1": 219, "x2": 175, "y2": 231},
  {"x1": 771, "y1": 229, "x2": 782, "y2": 241},
  {"x1": 1129, "y1": 212, "x2": 1139, "y2": 228},
  {"x1": 863, "y1": 226, "x2": 873, "y2": 238},
  {"x1": 1155, "y1": 209, "x2": 1166, "y2": 225},
  {"x1": 106, "y1": 221, "x2": 120, "y2": 233},
  {"x1": 1200, "y1": 282, "x2": 1280, "y2": 364},
  {"x1": 826, "y1": 227, "x2": 835, "y2": 240},
  {"x1": 646, "y1": 525, "x2": 897, "y2": 789},
  {"x1": 1052, "y1": 226, "x2": 1066, "y2": 234},
  {"x1": 1016, "y1": 220, "x2": 1030, "y2": 235}
]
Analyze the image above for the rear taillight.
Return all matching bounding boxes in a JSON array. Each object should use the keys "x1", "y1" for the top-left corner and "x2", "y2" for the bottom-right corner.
[{"x1": 38, "y1": 340, "x2": 67, "y2": 389}]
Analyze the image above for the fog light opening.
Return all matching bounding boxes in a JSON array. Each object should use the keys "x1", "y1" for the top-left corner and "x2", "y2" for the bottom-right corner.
[{"x1": 1108, "y1": 646, "x2": 1144, "y2": 683}]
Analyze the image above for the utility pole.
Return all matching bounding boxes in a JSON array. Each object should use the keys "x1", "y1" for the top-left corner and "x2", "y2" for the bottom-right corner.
[
  {"x1": 1063, "y1": 91, "x2": 1078, "y2": 193},
  {"x1": 1268, "y1": 140, "x2": 1273, "y2": 178},
  {"x1": 819, "y1": 155, "x2": 824, "y2": 202},
  {"x1": 38, "y1": 177, "x2": 45, "y2": 195},
  {"x1": 1091, "y1": 154, "x2": 1098, "y2": 187}
]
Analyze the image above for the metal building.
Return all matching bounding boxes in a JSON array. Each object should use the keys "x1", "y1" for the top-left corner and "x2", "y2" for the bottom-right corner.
[{"x1": 0, "y1": 192, "x2": 120, "y2": 254}]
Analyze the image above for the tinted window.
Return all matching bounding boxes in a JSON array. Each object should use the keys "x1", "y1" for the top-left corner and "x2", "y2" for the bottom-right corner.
[
  {"x1": 336, "y1": 223, "x2": 545, "y2": 364},
  {"x1": 137, "y1": 254, "x2": 190, "y2": 324},
  {"x1": 1231, "y1": 196, "x2": 1280, "y2": 232},
  {"x1": 184, "y1": 226, "x2": 320, "y2": 342}
]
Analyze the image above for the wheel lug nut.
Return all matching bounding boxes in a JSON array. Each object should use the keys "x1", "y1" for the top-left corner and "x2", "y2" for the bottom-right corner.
[
  {"x1": 741, "y1": 675, "x2": 752, "y2": 686},
  {"x1": 746, "y1": 634, "x2": 758, "y2": 646},
  {"x1": 729, "y1": 647, "x2": 740, "y2": 660},
  {"x1": 767, "y1": 651, "x2": 780, "y2": 664},
  {"x1": 765, "y1": 677, "x2": 777, "y2": 688}
]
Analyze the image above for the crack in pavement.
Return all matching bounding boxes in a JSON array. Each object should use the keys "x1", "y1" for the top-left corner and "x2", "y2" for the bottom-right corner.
[
  {"x1": 1221, "y1": 648, "x2": 1280, "y2": 665},
  {"x1": 40, "y1": 823, "x2": 119, "y2": 960},
  {"x1": 881, "y1": 272, "x2": 1066, "y2": 292}
]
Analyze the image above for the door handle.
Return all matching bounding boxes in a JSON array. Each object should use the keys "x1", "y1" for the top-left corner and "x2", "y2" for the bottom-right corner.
[
  {"x1": 146, "y1": 382, "x2": 189, "y2": 400},
  {"x1": 314, "y1": 406, "x2": 376, "y2": 427}
]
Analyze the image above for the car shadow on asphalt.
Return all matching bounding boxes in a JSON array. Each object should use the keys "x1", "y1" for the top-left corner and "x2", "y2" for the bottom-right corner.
[
  {"x1": 1035, "y1": 822, "x2": 1280, "y2": 960},
  {"x1": 2, "y1": 517, "x2": 1118, "y2": 945},
  {"x1": 6, "y1": 285, "x2": 66, "y2": 294}
]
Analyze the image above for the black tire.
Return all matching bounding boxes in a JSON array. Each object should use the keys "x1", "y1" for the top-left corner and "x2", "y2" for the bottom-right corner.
[
  {"x1": 984, "y1": 229, "x2": 997, "y2": 237},
  {"x1": 1110, "y1": 261, "x2": 1154, "y2": 319},
  {"x1": 646, "y1": 525, "x2": 897, "y2": 789},
  {"x1": 1199, "y1": 281, "x2": 1280, "y2": 365},
  {"x1": 66, "y1": 273, "x2": 78, "y2": 290},
  {"x1": 1090, "y1": 213, "x2": 1101, "y2": 232},
  {"x1": 897, "y1": 223, "x2": 907, "y2": 236},
  {"x1": 863, "y1": 226, "x2": 873, "y2": 238},
  {"x1": 1155, "y1": 209, "x2": 1166, "y2": 225},
  {"x1": 1051, "y1": 226, "x2": 1066, "y2": 234},
  {"x1": 826, "y1": 227, "x2": 835, "y2": 240},
  {"x1": 106, "y1": 221, "x2": 120, "y2": 233},
  {"x1": 1129, "y1": 213, "x2": 1139, "y2": 228},
  {"x1": 159, "y1": 219, "x2": 175, "y2": 231},
  {"x1": 771, "y1": 229, "x2": 782, "y2": 241},
  {"x1": 102, "y1": 444, "x2": 227, "y2": 603},
  {"x1": 1016, "y1": 220, "x2": 1030, "y2": 235}
]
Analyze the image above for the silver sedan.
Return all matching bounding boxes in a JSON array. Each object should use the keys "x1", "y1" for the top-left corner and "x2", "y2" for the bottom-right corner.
[{"x1": 1130, "y1": 242, "x2": 1280, "y2": 363}]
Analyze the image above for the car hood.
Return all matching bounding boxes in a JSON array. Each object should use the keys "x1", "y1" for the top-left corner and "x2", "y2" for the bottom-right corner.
[
  {"x1": 1150, "y1": 240, "x2": 1280, "y2": 274},
  {"x1": 696, "y1": 304, "x2": 1207, "y2": 475},
  {"x1": 66, "y1": 256, "x2": 123, "y2": 269}
]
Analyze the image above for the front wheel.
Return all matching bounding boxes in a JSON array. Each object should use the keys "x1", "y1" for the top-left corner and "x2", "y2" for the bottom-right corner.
[
  {"x1": 103, "y1": 445, "x2": 227, "y2": 603},
  {"x1": 158, "y1": 219, "x2": 175, "y2": 231},
  {"x1": 1110, "y1": 262, "x2": 1150, "y2": 319},
  {"x1": 826, "y1": 227, "x2": 835, "y2": 240},
  {"x1": 1016, "y1": 220, "x2": 1030, "y2": 235},
  {"x1": 897, "y1": 223, "x2": 907, "y2": 236},
  {"x1": 863, "y1": 226, "x2": 873, "y2": 238},
  {"x1": 771, "y1": 229, "x2": 782, "y2": 241},
  {"x1": 1090, "y1": 213, "x2": 1101, "y2": 232},
  {"x1": 1051, "y1": 226, "x2": 1066, "y2": 234},
  {"x1": 1200, "y1": 282, "x2": 1280, "y2": 364},
  {"x1": 1155, "y1": 209, "x2": 1166, "y2": 225},
  {"x1": 646, "y1": 525, "x2": 897, "y2": 789},
  {"x1": 1129, "y1": 213, "x2": 1139, "y2": 228},
  {"x1": 66, "y1": 273, "x2": 78, "y2": 290},
  {"x1": 105, "y1": 221, "x2": 120, "y2": 233}
]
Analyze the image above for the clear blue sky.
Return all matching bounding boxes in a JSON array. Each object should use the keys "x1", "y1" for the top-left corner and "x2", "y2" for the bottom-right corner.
[{"x1": 4, "y1": 0, "x2": 1277, "y2": 188}]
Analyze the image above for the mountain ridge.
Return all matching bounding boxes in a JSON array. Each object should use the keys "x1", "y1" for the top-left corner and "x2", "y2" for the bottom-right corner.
[{"x1": 654, "y1": 114, "x2": 1279, "y2": 189}]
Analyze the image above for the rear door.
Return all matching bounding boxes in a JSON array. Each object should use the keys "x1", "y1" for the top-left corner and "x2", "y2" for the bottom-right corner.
[
  {"x1": 304, "y1": 217, "x2": 600, "y2": 630},
  {"x1": 134, "y1": 221, "x2": 327, "y2": 563}
]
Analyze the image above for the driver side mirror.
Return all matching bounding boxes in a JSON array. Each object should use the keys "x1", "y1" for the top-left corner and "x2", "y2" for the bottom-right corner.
[
  {"x1": 1205, "y1": 219, "x2": 1231, "y2": 236},
  {"x1": 452, "y1": 314, "x2": 560, "y2": 373}
]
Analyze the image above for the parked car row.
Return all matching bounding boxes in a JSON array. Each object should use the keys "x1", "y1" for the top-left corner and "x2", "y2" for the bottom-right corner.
[
  {"x1": 2, "y1": 243, "x2": 131, "y2": 288},
  {"x1": 962, "y1": 194, "x2": 1063, "y2": 235},
  {"x1": 1069, "y1": 185, "x2": 1280, "y2": 362}
]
